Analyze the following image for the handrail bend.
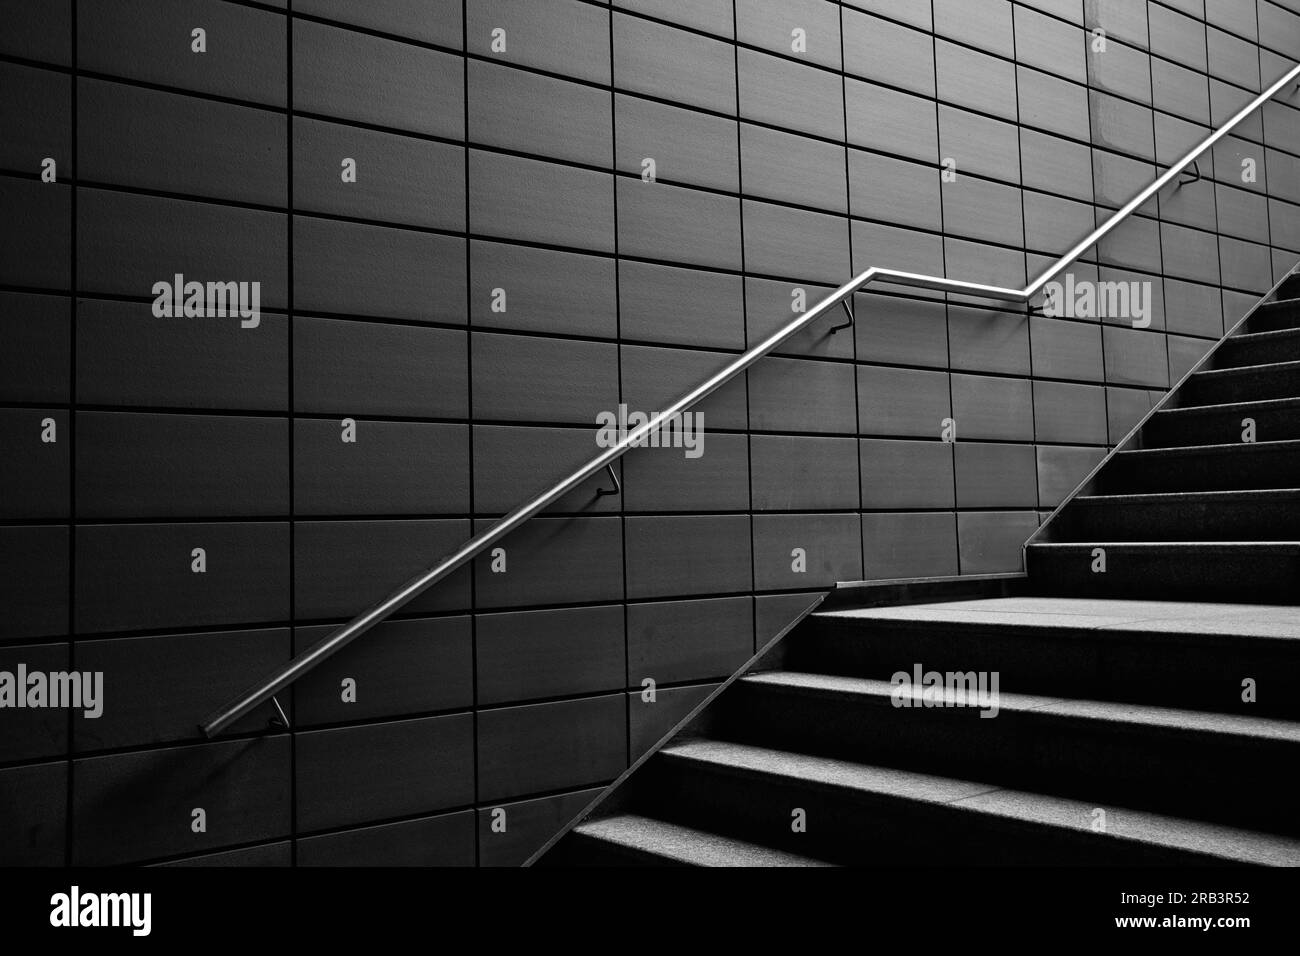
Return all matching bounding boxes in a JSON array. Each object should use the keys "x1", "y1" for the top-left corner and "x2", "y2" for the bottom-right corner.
[{"x1": 200, "y1": 63, "x2": 1300, "y2": 738}]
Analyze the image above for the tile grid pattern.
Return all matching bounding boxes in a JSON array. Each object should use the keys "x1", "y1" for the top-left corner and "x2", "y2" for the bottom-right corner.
[{"x1": 0, "y1": 0, "x2": 1298, "y2": 865}]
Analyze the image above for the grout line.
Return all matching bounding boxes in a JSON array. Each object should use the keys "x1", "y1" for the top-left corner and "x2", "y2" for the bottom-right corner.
[
  {"x1": 930, "y1": 0, "x2": 960, "y2": 576},
  {"x1": 461, "y1": 0, "x2": 480, "y2": 867},
  {"x1": 1255, "y1": 1, "x2": 1279, "y2": 315},
  {"x1": 608, "y1": 1, "x2": 632, "y2": 777},
  {"x1": 1011, "y1": 3, "x2": 1043, "y2": 525},
  {"x1": 1083, "y1": 10, "x2": 1113, "y2": 450},
  {"x1": 732, "y1": 0, "x2": 757, "y2": 620},
  {"x1": 839, "y1": 0, "x2": 866, "y2": 582},
  {"x1": 64, "y1": 0, "x2": 77, "y2": 869},
  {"x1": 286, "y1": 0, "x2": 297, "y2": 868}
]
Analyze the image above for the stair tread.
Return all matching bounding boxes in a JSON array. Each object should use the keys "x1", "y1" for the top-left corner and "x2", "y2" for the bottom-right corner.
[
  {"x1": 740, "y1": 670, "x2": 1300, "y2": 741},
  {"x1": 1157, "y1": 395, "x2": 1300, "y2": 415},
  {"x1": 1074, "y1": 488, "x2": 1300, "y2": 504},
  {"x1": 1192, "y1": 357, "x2": 1300, "y2": 378},
  {"x1": 1118, "y1": 437, "x2": 1300, "y2": 457},
  {"x1": 1226, "y1": 326, "x2": 1300, "y2": 344},
  {"x1": 1247, "y1": 300, "x2": 1300, "y2": 330},
  {"x1": 813, "y1": 595, "x2": 1300, "y2": 638},
  {"x1": 659, "y1": 738, "x2": 1300, "y2": 865},
  {"x1": 572, "y1": 812, "x2": 834, "y2": 866}
]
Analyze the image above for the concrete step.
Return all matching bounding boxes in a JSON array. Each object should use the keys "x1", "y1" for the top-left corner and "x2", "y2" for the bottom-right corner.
[
  {"x1": 714, "y1": 670, "x2": 1300, "y2": 833},
  {"x1": 1143, "y1": 397, "x2": 1300, "y2": 447},
  {"x1": 634, "y1": 738, "x2": 1300, "y2": 865},
  {"x1": 1215, "y1": 327, "x2": 1300, "y2": 368},
  {"x1": 1099, "y1": 440, "x2": 1300, "y2": 493},
  {"x1": 546, "y1": 812, "x2": 833, "y2": 866},
  {"x1": 1274, "y1": 277, "x2": 1300, "y2": 301},
  {"x1": 793, "y1": 598, "x2": 1300, "y2": 719},
  {"x1": 1249, "y1": 297, "x2": 1300, "y2": 333},
  {"x1": 1026, "y1": 541, "x2": 1300, "y2": 604},
  {"x1": 1179, "y1": 359, "x2": 1300, "y2": 406},
  {"x1": 1056, "y1": 489, "x2": 1300, "y2": 543}
]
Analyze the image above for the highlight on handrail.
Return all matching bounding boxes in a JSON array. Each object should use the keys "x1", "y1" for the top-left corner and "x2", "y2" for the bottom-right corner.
[{"x1": 199, "y1": 62, "x2": 1300, "y2": 738}]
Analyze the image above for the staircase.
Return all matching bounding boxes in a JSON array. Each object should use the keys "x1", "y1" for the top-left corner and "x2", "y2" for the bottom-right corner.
[
  {"x1": 1029, "y1": 284, "x2": 1300, "y2": 602},
  {"x1": 538, "y1": 276, "x2": 1300, "y2": 867}
]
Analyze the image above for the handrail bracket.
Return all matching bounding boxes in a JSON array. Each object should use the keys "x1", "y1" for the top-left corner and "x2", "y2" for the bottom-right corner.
[
  {"x1": 269, "y1": 695, "x2": 290, "y2": 731},
  {"x1": 1178, "y1": 159, "x2": 1203, "y2": 187},
  {"x1": 830, "y1": 299, "x2": 854, "y2": 334},
  {"x1": 595, "y1": 463, "x2": 621, "y2": 497}
]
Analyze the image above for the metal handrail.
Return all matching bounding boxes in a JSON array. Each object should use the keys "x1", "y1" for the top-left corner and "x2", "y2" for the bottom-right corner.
[{"x1": 200, "y1": 63, "x2": 1300, "y2": 738}]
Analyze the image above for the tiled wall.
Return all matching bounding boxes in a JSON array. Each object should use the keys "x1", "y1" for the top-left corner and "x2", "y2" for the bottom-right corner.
[{"x1": 2, "y1": 0, "x2": 1298, "y2": 865}]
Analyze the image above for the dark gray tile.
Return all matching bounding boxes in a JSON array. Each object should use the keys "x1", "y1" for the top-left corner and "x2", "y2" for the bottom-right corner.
[
  {"x1": 293, "y1": 519, "x2": 471, "y2": 619},
  {"x1": 0, "y1": 62, "x2": 71, "y2": 177},
  {"x1": 295, "y1": 0, "x2": 463, "y2": 47},
  {"x1": 294, "y1": 118, "x2": 463, "y2": 229},
  {"x1": 476, "y1": 605, "x2": 625, "y2": 704},
  {"x1": 76, "y1": 523, "x2": 290, "y2": 634},
  {"x1": 613, "y1": 12, "x2": 736, "y2": 114},
  {"x1": 294, "y1": 617, "x2": 473, "y2": 725},
  {"x1": 294, "y1": 18, "x2": 461, "y2": 137},
  {"x1": 0, "y1": 292, "x2": 69, "y2": 403},
  {"x1": 468, "y1": 0, "x2": 610, "y2": 84},
  {"x1": 293, "y1": 216, "x2": 465, "y2": 322},
  {"x1": 79, "y1": 0, "x2": 286, "y2": 106},
  {"x1": 477, "y1": 695, "x2": 626, "y2": 802},
  {"x1": 297, "y1": 716, "x2": 473, "y2": 831},
  {"x1": 471, "y1": 240, "x2": 616, "y2": 339},
  {"x1": 626, "y1": 515, "x2": 753, "y2": 598},
  {"x1": 470, "y1": 150, "x2": 615, "y2": 253},
  {"x1": 472, "y1": 332, "x2": 617, "y2": 425},
  {"x1": 78, "y1": 189, "x2": 286, "y2": 306},
  {"x1": 73, "y1": 737, "x2": 289, "y2": 864},
  {"x1": 0, "y1": 526, "x2": 68, "y2": 640},
  {"x1": 76, "y1": 412, "x2": 288, "y2": 519},
  {"x1": 470, "y1": 60, "x2": 612, "y2": 168},
  {"x1": 472, "y1": 516, "x2": 624, "y2": 608},
  {"x1": 294, "y1": 318, "x2": 466, "y2": 418},
  {"x1": 295, "y1": 420, "x2": 469, "y2": 516},
  {"x1": 80, "y1": 79, "x2": 285, "y2": 205},
  {"x1": 0, "y1": 408, "x2": 68, "y2": 520}
]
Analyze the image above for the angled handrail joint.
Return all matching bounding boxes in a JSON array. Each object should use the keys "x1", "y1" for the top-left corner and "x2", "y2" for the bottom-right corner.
[{"x1": 199, "y1": 63, "x2": 1300, "y2": 739}]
